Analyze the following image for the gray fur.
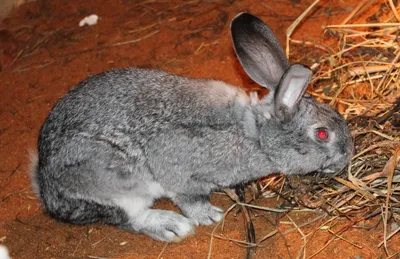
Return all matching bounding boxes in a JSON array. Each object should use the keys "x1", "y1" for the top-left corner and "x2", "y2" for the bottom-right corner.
[{"x1": 31, "y1": 13, "x2": 353, "y2": 242}]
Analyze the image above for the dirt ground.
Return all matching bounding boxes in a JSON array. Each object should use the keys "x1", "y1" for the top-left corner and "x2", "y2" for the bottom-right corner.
[{"x1": 0, "y1": 0, "x2": 399, "y2": 258}]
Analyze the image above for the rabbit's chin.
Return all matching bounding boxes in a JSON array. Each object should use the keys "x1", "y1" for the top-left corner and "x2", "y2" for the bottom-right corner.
[
  {"x1": 319, "y1": 164, "x2": 347, "y2": 174},
  {"x1": 321, "y1": 168, "x2": 335, "y2": 173}
]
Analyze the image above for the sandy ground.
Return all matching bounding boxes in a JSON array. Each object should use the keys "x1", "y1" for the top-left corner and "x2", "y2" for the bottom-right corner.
[{"x1": 0, "y1": 0, "x2": 398, "y2": 258}]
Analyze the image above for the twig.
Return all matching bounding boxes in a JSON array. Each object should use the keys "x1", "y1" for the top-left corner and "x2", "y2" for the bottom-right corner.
[
  {"x1": 225, "y1": 187, "x2": 256, "y2": 258},
  {"x1": 91, "y1": 230, "x2": 120, "y2": 246},
  {"x1": 207, "y1": 204, "x2": 236, "y2": 259},
  {"x1": 156, "y1": 243, "x2": 169, "y2": 259},
  {"x1": 378, "y1": 225, "x2": 400, "y2": 247},
  {"x1": 352, "y1": 141, "x2": 398, "y2": 160},
  {"x1": 12, "y1": 61, "x2": 53, "y2": 73},
  {"x1": 286, "y1": 0, "x2": 321, "y2": 58},
  {"x1": 285, "y1": 214, "x2": 306, "y2": 259},
  {"x1": 327, "y1": 229, "x2": 362, "y2": 248},
  {"x1": 325, "y1": 23, "x2": 400, "y2": 28},
  {"x1": 388, "y1": 0, "x2": 400, "y2": 22},
  {"x1": 340, "y1": 0, "x2": 375, "y2": 25},
  {"x1": 307, "y1": 235, "x2": 339, "y2": 259},
  {"x1": 111, "y1": 30, "x2": 160, "y2": 46},
  {"x1": 380, "y1": 147, "x2": 400, "y2": 253}
]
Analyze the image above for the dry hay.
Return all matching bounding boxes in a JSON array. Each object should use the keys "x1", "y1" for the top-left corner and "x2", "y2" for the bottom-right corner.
[
  {"x1": 305, "y1": 0, "x2": 399, "y2": 234},
  {"x1": 212, "y1": 1, "x2": 400, "y2": 258}
]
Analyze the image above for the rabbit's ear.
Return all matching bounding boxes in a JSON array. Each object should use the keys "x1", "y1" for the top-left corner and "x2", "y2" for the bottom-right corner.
[
  {"x1": 274, "y1": 64, "x2": 312, "y2": 121},
  {"x1": 231, "y1": 12, "x2": 290, "y2": 90}
]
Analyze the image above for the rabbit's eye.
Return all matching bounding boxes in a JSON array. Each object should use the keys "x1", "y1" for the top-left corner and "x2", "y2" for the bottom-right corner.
[{"x1": 316, "y1": 128, "x2": 329, "y2": 141}]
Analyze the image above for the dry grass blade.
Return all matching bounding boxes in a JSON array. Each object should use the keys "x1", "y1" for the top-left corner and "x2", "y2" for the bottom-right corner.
[
  {"x1": 381, "y1": 147, "x2": 400, "y2": 254},
  {"x1": 327, "y1": 229, "x2": 362, "y2": 248},
  {"x1": 224, "y1": 188, "x2": 256, "y2": 258},
  {"x1": 286, "y1": 0, "x2": 321, "y2": 58},
  {"x1": 334, "y1": 177, "x2": 376, "y2": 200},
  {"x1": 111, "y1": 30, "x2": 160, "y2": 46},
  {"x1": 284, "y1": 214, "x2": 306, "y2": 259},
  {"x1": 157, "y1": 243, "x2": 169, "y2": 259},
  {"x1": 388, "y1": 0, "x2": 400, "y2": 22},
  {"x1": 207, "y1": 203, "x2": 236, "y2": 259},
  {"x1": 340, "y1": 0, "x2": 375, "y2": 25}
]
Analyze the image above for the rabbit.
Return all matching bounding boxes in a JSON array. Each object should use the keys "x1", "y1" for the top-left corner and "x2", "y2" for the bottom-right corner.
[{"x1": 30, "y1": 13, "x2": 353, "y2": 242}]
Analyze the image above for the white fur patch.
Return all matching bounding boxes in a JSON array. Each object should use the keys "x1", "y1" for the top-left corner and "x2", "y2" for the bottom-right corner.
[
  {"x1": 249, "y1": 92, "x2": 259, "y2": 106},
  {"x1": 114, "y1": 196, "x2": 152, "y2": 217},
  {"x1": 28, "y1": 149, "x2": 40, "y2": 197},
  {"x1": 175, "y1": 220, "x2": 194, "y2": 235},
  {"x1": 242, "y1": 110, "x2": 258, "y2": 138},
  {"x1": 146, "y1": 181, "x2": 176, "y2": 198},
  {"x1": 147, "y1": 182, "x2": 165, "y2": 197},
  {"x1": 0, "y1": 245, "x2": 10, "y2": 259},
  {"x1": 209, "y1": 81, "x2": 250, "y2": 106},
  {"x1": 262, "y1": 109, "x2": 272, "y2": 119},
  {"x1": 259, "y1": 91, "x2": 274, "y2": 119},
  {"x1": 148, "y1": 211, "x2": 194, "y2": 241},
  {"x1": 210, "y1": 206, "x2": 223, "y2": 222},
  {"x1": 139, "y1": 210, "x2": 195, "y2": 242}
]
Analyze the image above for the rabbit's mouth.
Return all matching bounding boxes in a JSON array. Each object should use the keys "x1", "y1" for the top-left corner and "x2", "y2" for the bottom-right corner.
[
  {"x1": 320, "y1": 162, "x2": 347, "y2": 174},
  {"x1": 321, "y1": 168, "x2": 335, "y2": 173}
]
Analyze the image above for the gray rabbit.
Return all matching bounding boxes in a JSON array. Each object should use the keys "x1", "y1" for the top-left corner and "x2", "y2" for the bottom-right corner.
[{"x1": 30, "y1": 13, "x2": 353, "y2": 242}]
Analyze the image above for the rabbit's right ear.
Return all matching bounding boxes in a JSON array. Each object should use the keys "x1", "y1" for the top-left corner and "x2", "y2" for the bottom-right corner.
[
  {"x1": 231, "y1": 13, "x2": 290, "y2": 91},
  {"x1": 274, "y1": 64, "x2": 312, "y2": 121}
]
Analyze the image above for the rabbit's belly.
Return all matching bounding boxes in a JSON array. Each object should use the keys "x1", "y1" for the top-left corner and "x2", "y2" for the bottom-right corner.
[{"x1": 111, "y1": 181, "x2": 175, "y2": 217}]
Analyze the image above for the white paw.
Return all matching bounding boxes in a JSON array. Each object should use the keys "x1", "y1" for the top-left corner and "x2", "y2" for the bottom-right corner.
[
  {"x1": 135, "y1": 209, "x2": 195, "y2": 242},
  {"x1": 190, "y1": 205, "x2": 224, "y2": 226}
]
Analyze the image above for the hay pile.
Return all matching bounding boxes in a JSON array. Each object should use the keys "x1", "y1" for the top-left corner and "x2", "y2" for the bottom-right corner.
[
  {"x1": 307, "y1": 0, "x2": 399, "y2": 225},
  {"x1": 213, "y1": 1, "x2": 400, "y2": 258},
  {"x1": 306, "y1": 0, "x2": 400, "y2": 253}
]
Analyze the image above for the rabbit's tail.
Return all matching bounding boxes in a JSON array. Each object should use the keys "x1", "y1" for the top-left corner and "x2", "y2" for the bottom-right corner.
[
  {"x1": 28, "y1": 149, "x2": 40, "y2": 198},
  {"x1": 44, "y1": 191, "x2": 129, "y2": 225}
]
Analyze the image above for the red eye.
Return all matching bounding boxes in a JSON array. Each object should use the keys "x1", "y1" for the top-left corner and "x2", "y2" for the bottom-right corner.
[{"x1": 317, "y1": 128, "x2": 329, "y2": 140}]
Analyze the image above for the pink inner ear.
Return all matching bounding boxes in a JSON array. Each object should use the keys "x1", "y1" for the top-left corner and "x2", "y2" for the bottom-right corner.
[{"x1": 282, "y1": 76, "x2": 309, "y2": 108}]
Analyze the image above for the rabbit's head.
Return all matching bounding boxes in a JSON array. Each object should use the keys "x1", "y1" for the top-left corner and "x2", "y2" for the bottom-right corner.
[{"x1": 231, "y1": 13, "x2": 353, "y2": 175}]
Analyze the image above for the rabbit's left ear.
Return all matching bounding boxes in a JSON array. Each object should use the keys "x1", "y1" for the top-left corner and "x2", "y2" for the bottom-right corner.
[
  {"x1": 274, "y1": 64, "x2": 312, "y2": 121},
  {"x1": 231, "y1": 12, "x2": 290, "y2": 91}
]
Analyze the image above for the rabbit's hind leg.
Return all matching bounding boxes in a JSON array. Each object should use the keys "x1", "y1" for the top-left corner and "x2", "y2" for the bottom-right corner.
[
  {"x1": 114, "y1": 196, "x2": 195, "y2": 242},
  {"x1": 41, "y1": 190, "x2": 130, "y2": 226}
]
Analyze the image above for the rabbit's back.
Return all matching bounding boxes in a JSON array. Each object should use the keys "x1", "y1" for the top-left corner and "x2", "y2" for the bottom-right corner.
[{"x1": 40, "y1": 68, "x2": 249, "y2": 143}]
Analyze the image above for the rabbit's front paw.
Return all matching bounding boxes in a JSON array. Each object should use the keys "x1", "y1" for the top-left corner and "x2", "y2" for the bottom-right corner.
[
  {"x1": 124, "y1": 209, "x2": 195, "y2": 242},
  {"x1": 190, "y1": 203, "x2": 224, "y2": 226},
  {"x1": 175, "y1": 197, "x2": 224, "y2": 226}
]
